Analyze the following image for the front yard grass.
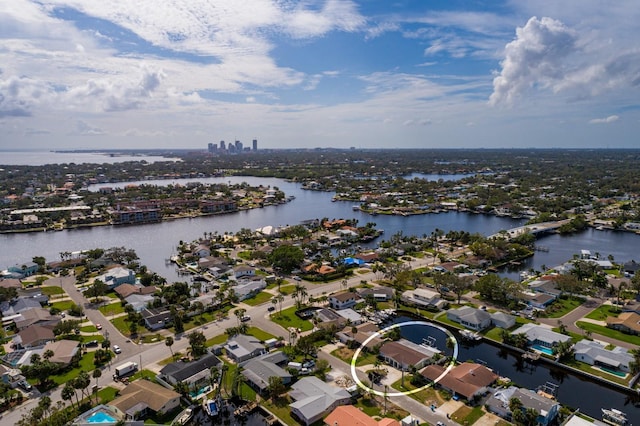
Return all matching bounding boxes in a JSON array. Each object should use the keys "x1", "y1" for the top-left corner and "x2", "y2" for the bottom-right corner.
[
  {"x1": 41, "y1": 286, "x2": 65, "y2": 296},
  {"x1": 98, "y1": 302, "x2": 125, "y2": 316},
  {"x1": 576, "y1": 321, "x2": 640, "y2": 346},
  {"x1": 331, "y1": 347, "x2": 378, "y2": 367},
  {"x1": 269, "y1": 306, "x2": 313, "y2": 331},
  {"x1": 96, "y1": 386, "x2": 118, "y2": 404},
  {"x1": 451, "y1": 405, "x2": 485, "y2": 426},
  {"x1": 243, "y1": 291, "x2": 273, "y2": 306},
  {"x1": 246, "y1": 326, "x2": 276, "y2": 342},
  {"x1": 541, "y1": 296, "x2": 584, "y2": 318},
  {"x1": 51, "y1": 352, "x2": 96, "y2": 385},
  {"x1": 51, "y1": 300, "x2": 75, "y2": 312},
  {"x1": 261, "y1": 396, "x2": 298, "y2": 426},
  {"x1": 585, "y1": 305, "x2": 621, "y2": 321},
  {"x1": 390, "y1": 376, "x2": 442, "y2": 406}
]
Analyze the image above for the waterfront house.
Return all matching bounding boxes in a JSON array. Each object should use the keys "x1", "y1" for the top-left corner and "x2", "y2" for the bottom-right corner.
[
  {"x1": 486, "y1": 386, "x2": 560, "y2": 426},
  {"x1": 522, "y1": 292, "x2": 556, "y2": 309},
  {"x1": 511, "y1": 323, "x2": 571, "y2": 350},
  {"x1": 110, "y1": 379, "x2": 180, "y2": 420},
  {"x1": 192, "y1": 244, "x2": 210, "y2": 258},
  {"x1": 329, "y1": 291, "x2": 359, "y2": 310},
  {"x1": 574, "y1": 340, "x2": 634, "y2": 373},
  {"x1": 8, "y1": 262, "x2": 39, "y2": 278},
  {"x1": 114, "y1": 283, "x2": 157, "y2": 299},
  {"x1": 606, "y1": 311, "x2": 640, "y2": 335},
  {"x1": 225, "y1": 334, "x2": 266, "y2": 364},
  {"x1": 420, "y1": 362, "x2": 498, "y2": 401},
  {"x1": 324, "y1": 405, "x2": 400, "y2": 426},
  {"x1": 490, "y1": 311, "x2": 516, "y2": 329},
  {"x1": 335, "y1": 308, "x2": 364, "y2": 325},
  {"x1": 336, "y1": 323, "x2": 383, "y2": 349},
  {"x1": 289, "y1": 376, "x2": 351, "y2": 426},
  {"x1": 314, "y1": 308, "x2": 347, "y2": 330},
  {"x1": 231, "y1": 277, "x2": 267, "y2": 301},
  {"x1": 447, "y1": 306, "x2": 492, "y2": 331},
  {"x1": 379, "y1": 339, "x2": 440, "y2": 370},
  {"x1": 93, "y1": 266, "x2": 136, "y2": 290},
  {"x1": 158, "y1": 353, "x2": 221, "y2": 390},
  {"x1": 242, "y1": 351, "x2": 292, "y2": 395}
]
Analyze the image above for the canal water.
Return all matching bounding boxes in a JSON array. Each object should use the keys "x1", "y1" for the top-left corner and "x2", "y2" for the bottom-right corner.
[
  {"x1": 391, "y1": 315, "x2": 640, "y2": 424},
  {"x1": 3, "y1": 176, "x2": 640, "y2": 284}
]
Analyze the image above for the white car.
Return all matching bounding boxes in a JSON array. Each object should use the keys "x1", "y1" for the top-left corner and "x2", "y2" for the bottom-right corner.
[{"x1": 113, "y1": 345, "x2": 121, "y2": 354}]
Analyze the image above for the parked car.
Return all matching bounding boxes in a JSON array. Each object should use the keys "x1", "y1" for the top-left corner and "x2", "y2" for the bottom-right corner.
[
  {"x1": 18, "y1": 380, "x2": 32, "y2": 391},
  {"x1": 85, "y1": 340, "x2": 99, "y2": 347},
  {"x1": 113, "y1": 345, "x2": 121, "y2": 354},
  {"x1": 268, "y1": 306, "x2": 276, "y2": 312},
  {"x1": 96, "y1": 323, "x2": 102, "y2": 330},
  {"x1": 240, "y1": 315, "x2": 251, "y2": 322}
]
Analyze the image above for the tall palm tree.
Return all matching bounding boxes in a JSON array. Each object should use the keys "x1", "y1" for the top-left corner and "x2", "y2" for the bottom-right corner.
[
  {"x1": 165, "y1": 336, "x2": 175, "y2": 359},
  {"x1": 92, "y1": 369, "x2": 102, "y2": 405},
  {"x1": 234, "y1": 308, "x2": 247, "y2": 326}
]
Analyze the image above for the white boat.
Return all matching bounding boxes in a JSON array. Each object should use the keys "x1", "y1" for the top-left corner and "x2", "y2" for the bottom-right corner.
[
  {"x1": 459, "y1": 329, "x2": 481, "y2": 340},
  {"x1": 203, "y1": 399, "x2": 219, "y2": 417},
  {"x1": 602, "y1": 408, "x2": 628, "y2": 425},
  {"x1": 172, "y1": 407, "x2": 193, "y2": 425}
]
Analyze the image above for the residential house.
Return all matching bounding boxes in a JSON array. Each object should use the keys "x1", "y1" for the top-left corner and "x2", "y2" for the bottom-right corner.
[
  {"x1": 401, "y1": 288, "x2": 445, "y2": 310},
  {"x1": 336, "y1": 323, "x2": 383, "y2": 349},
  {"x1": 159, "y1": 353, "x2": 221, "y2": 390},
  {"x1": 420, "y1": 362, "x2": 498, "y2": 401},
  {"x1": 192, "y1": 244, "x2": 211, "y2": 258},
  {"x1": 511, "y1": 323, "x2": 572, "y2": 350},
  {"x1": 447, "y1": 306, "x2": 492, "y2": 331},
  {"x1": 114, "y1": 284, "x2": 157, "y2": 300},
  {"x1": 335, "y1": 308, "x2": 363, "y2": 325},
  {"x1": 574, "y1": 340, "x2": 634, "y2": 373},
  {"x1": 523, "y1": 292, "x2": 556, "y2": 309},
  {"x1": 94, "y1": 266, "x2": 136, "y2": 290},
  {"x1": 329, "y1": 292, "x2": 359, "y2": 310},
  {"x1": 225, "y1": 334, "x2": 266, "y2": 364},
  {"x1": 359, "y1": 286, "x2": 394, "y2": 302},
  {"x1": 110, "y1": 379, "x2": 181, "y2": 420},
  {"x1": 13, "y1": 324, "x2": 54, "y2": 349},
  {"x1": 232, "y1": 277, "x2": 267, "y2": 301},
  {"x1": 606, "y1": 312, "x2": 640, "y2": 335},
  {"x1": 1, "y1": 297, "x2": 43, "y2": 316},
  {"x1": 315, "y1": 308, "x2": 347, "y2": 330},
  {"x1": 41, "y1": 340, "x2": 80, "y2": 366},
  {"x1": 141, "y1": 307, "x2": 172, "y2": 330},
  {"x1": 0, "y1": 278, "x2": 22, "y2": 291},
  {"x1": 529, "y1": 279, "x2": 563, "y2": 299},
  {"x1": 8, "y1": 262, "x2": 39, "y2": 278},
  {"x1": 486, "y1": 386, "x2": 560, "y2": 426},
  {"x1": 0, "y1": 365, "x2": 26, "y2": 389},
  {"x1": 490, "y1": 312, "x2": 516, "y2": 329},
  {"x1": 125, "y1": 293, "x2": 155, "y2": 312},
  {"x1": 379, "y1": 339, "x2": 440, "y2": 370},
  {"x1": 355, "y1": 252, "x2": 380, "y2": 263},
  {"x1": 324, "y1": 405, "x2": 400, "y2": 426},
  {"x1": 13, "y1": 307, "x2": 60, "y2": 330},
  {"x1": 233, "y1": 265, "x2": 255, "y2": 279},
  {"x1": 289, "y1": 376, "x2": 352, "y2": 426},
  {"x1": 242, "y1": 351, "x2": 292, "y2": 395}
]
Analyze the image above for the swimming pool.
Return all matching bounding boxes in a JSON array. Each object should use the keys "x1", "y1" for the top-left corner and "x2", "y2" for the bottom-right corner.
[
  {"x1": 531, "y1": 344, "x2": 554, "y2": 355},
  {"x1": 87, "y1": 411, "x2": 117, "y2": 423}
]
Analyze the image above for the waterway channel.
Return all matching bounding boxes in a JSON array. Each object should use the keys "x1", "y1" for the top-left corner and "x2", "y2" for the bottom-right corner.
[
  {"x1": 390, "y1": 315, "x2": 640, "y2": 424},
  {"x1": 2, "y1": 176, "x2": 640, "y2": 284}
]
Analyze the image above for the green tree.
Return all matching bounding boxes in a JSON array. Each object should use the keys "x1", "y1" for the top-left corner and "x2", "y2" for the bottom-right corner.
[
  {"x1": 92, "y1": 369, "x2": 102, "y2": 405},
  {"x1": 233, "y1": 308, "x2": 247, "y2": 326},
  {"x1": 267, "y1": 376, "x2": 286, "y2": 401},
  {"x1": 269, "y1": 244, "x2": 304, "y2": 274},
  {"x1": 188, "y1": 330, "x2": 207, "y2": 358},
  {"x1": 85, "y1": 279, "x2": 109, "y2": 303},
  {"x1": 165, "y1": 336, "x2": 175, "y2": 359}
]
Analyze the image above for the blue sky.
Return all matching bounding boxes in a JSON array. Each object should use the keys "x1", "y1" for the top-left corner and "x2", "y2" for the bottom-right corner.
[{"x1": 1, "y1": 0, "x2": 639, "y2": 150}]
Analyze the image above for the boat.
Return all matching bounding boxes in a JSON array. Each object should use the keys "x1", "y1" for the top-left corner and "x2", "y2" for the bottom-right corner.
[
  {"x1": 203, "y1": 399, "x2": 219, "y2": 417},
  {"x1": 172, "y1": 407, "x2": 194, "y2": 425},
  {"x1": 602, "y1": 408, "x2": 628, "y2": 426},
  {"x1": 459, "y1": 329, "x2": 481, "y2": 341}
]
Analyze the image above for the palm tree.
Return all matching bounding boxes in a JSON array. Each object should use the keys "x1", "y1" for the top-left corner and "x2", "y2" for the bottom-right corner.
[
  {"x1": 165, "y1": 336, "x2": 175, "y2": 359},
  {"x1": 234, "y1": 308, "x2": 247, "y2": 326},
  {"x1": 61, "y1": 382, "x2": 76, "y2": 410},
  {"x1": 276, "y1": 293, "x2": 285, "y2": 315},
  {"x1": 271, "y1": 297, "x2": 278, "y2": 314},
  {"x1": 92, "y1": 369, "x2": 102, "y2": 405}
]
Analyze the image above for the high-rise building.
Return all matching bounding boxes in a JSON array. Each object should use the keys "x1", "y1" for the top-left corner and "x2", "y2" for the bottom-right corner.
[
  {"x1": 208, "y1": 143, "x2": 217, "y2": 153},
  {"x1": 252, "y1": 139, "x2": 257, "y2": 151},
  {"x1": 235, "y1": 140, "x2": 243, "y2": 151},
  {"x1": 220, "y1": 140, "x2": 226, "y2": 150}
]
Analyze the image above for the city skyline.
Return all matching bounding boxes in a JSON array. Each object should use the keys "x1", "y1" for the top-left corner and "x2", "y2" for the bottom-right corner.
[{"x1": 1, "y1": 1, "x2": 639, "y2": 150}]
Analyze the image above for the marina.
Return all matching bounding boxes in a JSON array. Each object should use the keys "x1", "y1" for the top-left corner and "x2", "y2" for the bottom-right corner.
[{"x1": 602, "y1": 408, "x2": 629, "y2": 426}]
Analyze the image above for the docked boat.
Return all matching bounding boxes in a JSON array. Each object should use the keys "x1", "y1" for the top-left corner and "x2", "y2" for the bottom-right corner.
[
  {"x1": 203, "y1": 399, "x2": 219, "y2": 417},
  {"x1": 172, "y1": 407, "x2": 194, "y2": 425},
  {"x1": 459, "y1": 329, "x2": 482, "y2": 341},
  {"x1": 602, "y1": 408, "x2": 628, "y2": 425}
]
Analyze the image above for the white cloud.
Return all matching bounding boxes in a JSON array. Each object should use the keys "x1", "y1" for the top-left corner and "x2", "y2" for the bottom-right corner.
[
  {"x1": 589, "y1": 115, "x2": 619, "y2": 124},
  {"x1": 489, "y1": 16, "x2": 577, "y2": 106}
]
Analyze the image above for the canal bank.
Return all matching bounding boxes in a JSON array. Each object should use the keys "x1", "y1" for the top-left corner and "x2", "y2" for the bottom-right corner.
[{"x1": 389, "y1": 312, "x2": 640, "y2": 425}]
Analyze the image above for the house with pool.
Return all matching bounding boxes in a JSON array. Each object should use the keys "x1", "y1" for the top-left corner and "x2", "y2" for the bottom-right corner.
[{"x1": 511, "y1": 323, "x2": 571, "y2": 353}]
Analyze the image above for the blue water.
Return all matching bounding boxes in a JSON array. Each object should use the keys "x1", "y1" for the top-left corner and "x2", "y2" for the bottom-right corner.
[
  {"x1": 531, "y1": 344, "x2": 554, "y2": 355},
  {"x1": 87, "y1": 411, "x2": 117, "y2": 423}
]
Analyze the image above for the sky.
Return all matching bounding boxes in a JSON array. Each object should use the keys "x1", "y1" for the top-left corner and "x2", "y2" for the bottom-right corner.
[{"x1": 1, "y1": 0, "x2": 639, "y2": 150}]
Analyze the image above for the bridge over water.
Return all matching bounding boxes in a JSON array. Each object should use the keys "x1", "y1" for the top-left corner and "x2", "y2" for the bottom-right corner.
[{"x1": 489, "y1": 219, "x2": 570, "y2": 240}]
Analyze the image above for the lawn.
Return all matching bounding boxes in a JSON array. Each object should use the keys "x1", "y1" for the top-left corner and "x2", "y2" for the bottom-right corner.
[
  {"x1": 96, "y1": 386, "x2": 118, "y2": 404},
  {"x1": 277, "y1": 285, "x2": 296, "y2": 295},
  {"x1": 41, "y1": 286, "x2": 65, "y2": 296},
  {"x1": 51, "y1": 352, "x2": 96, "y2": 385},
  {"x1": 80, "y1": 325, "x2": 98, "y2": 333},
  {"x1": 390, "y1": 376, "x2": 441, "y2": 405},
  {"x1": 541, "y1": 297, "x2": 584, "y2": 318},
  {"x1": 243, "y1": 291, "x2": 273, "y2": 306},
  {"x1": 353, "y1": 395, "x2": 410, "y2": 420},
  {"x1": 110, "y1": 316, "x2": 130, "y2": 336},
  {"x1": 246, "y1": 326, "x2": 276, "y2": 342},
  {"x1": 98, "y1": 302, "x2": 125, "y2": 316},
  {"x1": 564, "y1": 359, "x2": 630, "y2": 386},
  {"x1": 331, "y1": 347, "x2": 379, "y2": 367},
  {"x1": 205, "y1": 333, "x2": 228, "y2": 347},
  {"x1": 451, "y1": 405, "x2": 485, "y2": 426},
  {"x1": 585, "y1": 305, "x2": 621, "y2": 321},
  {"x1": 51, "y1": 300, "x2": 75, "y2": 312},
  {"x1": 261, "y1": 396, "x2": 298, "y2": 426},
  {"x1": 576, "y1": 321, "x2": 640, "y2": 346},
  {"x1": 270, "y1": 306, "x2": 313, "y2": 331}
]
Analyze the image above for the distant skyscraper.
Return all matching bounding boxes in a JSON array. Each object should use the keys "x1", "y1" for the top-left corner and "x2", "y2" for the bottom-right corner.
[
  {"x1": 235, "y1": 140, "x2": 243, "y2": 151},
  {"x1": 252, "y1": 139, "x2": 257, "y2": 151},
  {"x1": 208, "y1": 143, "x2": 216, "y2": 153},
  {"x1": 220, "y1": 140, "x2": 226, "y2": 150}
]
